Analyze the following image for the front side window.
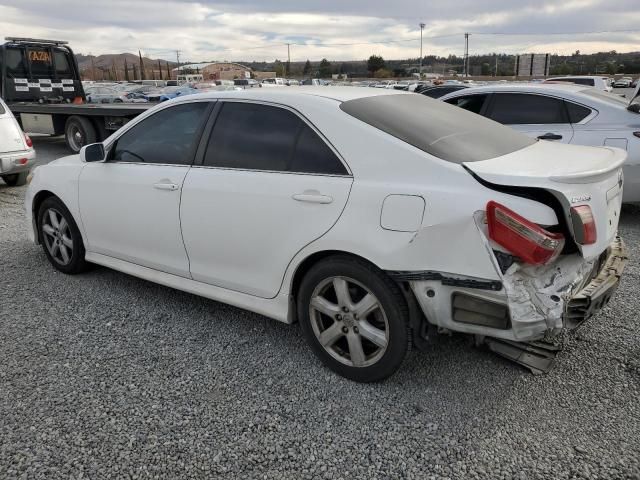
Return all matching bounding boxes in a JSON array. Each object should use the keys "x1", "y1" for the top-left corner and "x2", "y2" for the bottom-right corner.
[
  {"x1": 445, "y1": 94, "x2": 488, "y2": 114},
  {"x1": 111, "y1": 102, "x2": 209, "y2": 165},
  {"x1": 53, "y1": 49, "x2": 73, "y2": 77},
  {"x1": 488, "y1": 93, "x2": 567, "y2": 124},
  {"x1": 203, "y1": 102, "x2": 347, "y2": 175}
]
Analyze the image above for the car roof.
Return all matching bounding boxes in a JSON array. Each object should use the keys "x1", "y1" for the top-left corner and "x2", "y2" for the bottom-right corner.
[
  {"x1": 441, "y1": 82, "x2": 589, "y2": 95},
  {"x1": 169, "y1": 86, "x2": 408, "y2": 105}
]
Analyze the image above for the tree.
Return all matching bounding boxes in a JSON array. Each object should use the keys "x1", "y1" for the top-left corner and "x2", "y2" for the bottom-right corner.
[
  {"x1": 138, "y1": 50, "x2": 146, "y2": 80},
  {"x1": 318, "y1": 58, "x2": 332, "y2": 78},
  {"x1": 303, "y1": 59, "x2": 312, "y2": 76},
  {"x1": 373, "y1": 68, "x2": 392, "y2": 78},
  {"x1": 124, "y1": 57, "x2": 130, "y2": 82},
  {"x1": 367, "y1": 55, "x2": 385, "y2": 74}
]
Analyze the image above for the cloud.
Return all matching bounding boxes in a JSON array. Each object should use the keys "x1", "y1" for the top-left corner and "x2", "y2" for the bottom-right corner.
[{"x1": 0, "y1": 0, "x2": 638, "y2": 61}]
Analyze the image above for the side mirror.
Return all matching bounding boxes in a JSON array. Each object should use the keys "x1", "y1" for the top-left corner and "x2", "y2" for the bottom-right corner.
[{"x1": 80, "y1": 143, "x2": 106, "y2": 163}]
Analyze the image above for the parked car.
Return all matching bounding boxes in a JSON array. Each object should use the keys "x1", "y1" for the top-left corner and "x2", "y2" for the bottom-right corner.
[
  {"x1": 544, "y1": 76, "x2": 613, "y2": 92},
  {"x1": 261, "y1": 78, "x2": 286, "y2": 87},
  {"x1": 25, "y1": 88, "x2": 627, "y2": 381},
  {"x1": 613, "y1": 77, "x2": 633, "y2": 88},
  {"x1": 440, "y1": 83, "x2": 640, "y2": 202},
  {"x1": 0, "y1": 96, "x2": 35, "y2": 186},
  {"x1": 85, "y1": 86, "x2": 148, "y2": 104},
  {"x1": 416, "y1": 84, "x2": 469, "y2": 98},
  {"x1": 300, "y1": 78, "x2": 329, "y2": 86},
  {"x1": 233, "y1": 78, "x2": 260, "y2": 88},
  {"x1": 144, "y1": 86, "x2": 198, "y2": 102}
]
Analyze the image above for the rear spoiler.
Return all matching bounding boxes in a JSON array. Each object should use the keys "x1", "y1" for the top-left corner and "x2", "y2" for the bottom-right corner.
[{"x1": 549, "y1": 149, "x2": 626, "y2": 184}]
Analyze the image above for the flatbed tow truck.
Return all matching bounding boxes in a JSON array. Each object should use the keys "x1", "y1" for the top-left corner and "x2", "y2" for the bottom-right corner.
[{"x1": 0, "y1": 37, "x2": 151, "y2": 152}]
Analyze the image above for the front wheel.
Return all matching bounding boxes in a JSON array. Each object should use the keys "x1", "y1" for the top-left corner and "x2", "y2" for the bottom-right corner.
[
  {"x1": 297, "y1": 256, "x2": 410, "y2": 382},
  {"x1": 37, "y1": 196, "x2": 89, "y2": 274}
]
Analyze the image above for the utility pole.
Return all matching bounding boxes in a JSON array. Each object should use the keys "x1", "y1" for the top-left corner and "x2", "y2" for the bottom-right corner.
[
  {"x1": 419, "y1": 23, "x2": 425, "y2": 78},
  {"x1": 286, "y1": 43, "x2": 291, "y2": 77},
  {"x1": 494, "y1": 54, "x2": 498, "y2": 77},
  {"x1": 463, "y1": 33, "x2": 469, "y2": 77}
]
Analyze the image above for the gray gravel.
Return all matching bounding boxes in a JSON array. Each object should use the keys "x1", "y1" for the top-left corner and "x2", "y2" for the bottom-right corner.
[{"x1": 1, "y1": 136, "x2": 639, "y2": 479}]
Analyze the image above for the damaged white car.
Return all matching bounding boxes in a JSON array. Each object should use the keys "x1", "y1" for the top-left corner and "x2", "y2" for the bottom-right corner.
[{"x1": 25, "y1": 88, "x2": 628, "y2": 382}]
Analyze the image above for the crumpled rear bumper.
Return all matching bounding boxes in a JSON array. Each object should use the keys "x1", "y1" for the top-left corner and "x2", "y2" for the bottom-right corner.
[
  {"x1": 564, "y1": 235, "x2": 628, "y2": 329},
  {"x1": 406, "y1": 236, "x2": 628, "y2": 343}
]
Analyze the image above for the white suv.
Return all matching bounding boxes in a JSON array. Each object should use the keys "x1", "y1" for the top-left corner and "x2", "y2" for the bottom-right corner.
[
  {"x1": 545, "y1": 76, "x2": 612, "y2": 92},
  {"x1": 0, "y1": 97, "x2": 36, "y2": 186}
]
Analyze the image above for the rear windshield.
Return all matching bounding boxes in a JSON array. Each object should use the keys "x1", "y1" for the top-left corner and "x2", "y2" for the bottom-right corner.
[{"x1": 340, "y1": 93, "x2": 536, "y2": 163}]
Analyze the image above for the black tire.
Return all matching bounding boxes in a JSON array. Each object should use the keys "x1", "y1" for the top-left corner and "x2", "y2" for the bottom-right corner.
[
  {"x1": 1, "y1": 172, "x2": 28, "y2": 186},
  {"x1": 297, "y1": 255, "x2": 410, "y2": 382},
  {"x1": 37, "y1": 196, "x2": 90, "y2": 274},
  {"x1": 65, "y1": 116, "x2": 97, "y2": 153}
]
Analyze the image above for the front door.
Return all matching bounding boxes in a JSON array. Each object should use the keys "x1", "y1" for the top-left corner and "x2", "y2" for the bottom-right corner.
[
  {"x1": 79, "y1": 101, "x2": 211, "y2": 277},
  {"x1": 180, "y1": 101, "x2": 353, "y2": 298}
]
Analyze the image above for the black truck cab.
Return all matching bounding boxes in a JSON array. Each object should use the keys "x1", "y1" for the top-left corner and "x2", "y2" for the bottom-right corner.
[{"x1": 0, "y1": 37, "x2": 85, "y2": 104}]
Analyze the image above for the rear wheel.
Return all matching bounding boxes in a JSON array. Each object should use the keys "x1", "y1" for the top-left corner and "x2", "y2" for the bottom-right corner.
[
  {"x1": 297, "y1": 256, "x2": 409, "y2": 382},
  {"x1": 37, "y1": 196, "x2": 89, "y2": 274},
  {"x1": 1, "y1": 172, "x2": 28, "y2": 187},
  {"x1": 65, "y1": 116, "x2": 97, "y2": 153}
]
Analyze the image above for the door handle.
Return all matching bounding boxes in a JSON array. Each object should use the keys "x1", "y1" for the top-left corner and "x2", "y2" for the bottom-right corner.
[
  {"x1": 538, "y1": 133, "x2": 563, "y2": 140},
  {"x1": 153, "y1": 182, "x2": 179, "y2": 191},
  {"x1": 292, "y1": 190, "x2": 333, "y2": 204}
]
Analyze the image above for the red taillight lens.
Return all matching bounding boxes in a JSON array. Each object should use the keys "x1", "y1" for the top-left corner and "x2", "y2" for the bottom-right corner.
[
  {"x1": 487, "y1": 201, "x2": 565, "y2": 265},
  {"x1": 24, "y1": 133, "x2": 33, "y2": 148},
  {"x1": 570, "y1": 205, "x2": 597, "y2": 245}
]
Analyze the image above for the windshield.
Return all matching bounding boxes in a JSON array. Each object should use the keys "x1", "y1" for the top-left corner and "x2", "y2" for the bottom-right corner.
[{"x1": 340, "y1": 93, "x2": 536, "y2": 163}]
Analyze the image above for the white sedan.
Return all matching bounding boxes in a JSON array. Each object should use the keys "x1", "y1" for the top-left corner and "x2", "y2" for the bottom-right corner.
[
  {"x1": 25, "y1": 88, "x2": 628, "y2": 381},
  {"x1": 440, "y1": 83, "x2": 640, "y2": 203}
]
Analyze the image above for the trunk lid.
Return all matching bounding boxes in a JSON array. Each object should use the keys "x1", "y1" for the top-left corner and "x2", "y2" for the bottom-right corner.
[
  {"x1": 464, "y1": 140, "x2": 625, "y2": 259},
  {"x1": 0, "y1": 116, "x2": 28, "y2": 153}
]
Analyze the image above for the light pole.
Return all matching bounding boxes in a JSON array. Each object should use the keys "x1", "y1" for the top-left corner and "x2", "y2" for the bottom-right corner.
[{"x1": 419, "y1": 23, "x2": 425, "y2": 78}]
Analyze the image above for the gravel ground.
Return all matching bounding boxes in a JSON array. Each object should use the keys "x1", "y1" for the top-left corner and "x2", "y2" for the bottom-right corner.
[{"x1": 1, "y1": 137, "x2": 639, "y2": 479}]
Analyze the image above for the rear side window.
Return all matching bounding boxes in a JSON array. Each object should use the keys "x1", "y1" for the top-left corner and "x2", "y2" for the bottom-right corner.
[
  {"x1": 111, "y1": 102, "x2": 209, "y2": 165},
  {"x1": 340, "y1": 94, "x2": 535, "y2": 164},
  {"x1": 203, "y1": 102, "x2": 347, "y2": 175},
  {"x1": 566, "y1": 78, "x2": 595, "y2": 86},
  {"x1": 488, "y1": 93, "x2": 567, "y2": 124},
  {"x1": 445, "y1": 94, "x2": 488, "y2": 114},
  {"x1": 4, "y1": 47, "x2": 27, "y2": 78},
  {"x1": 420, "y1": 86, "x2": 463, "y2": 98},
  {"x1": 0, "y1": 101, "x2": 5, "y2": 115},
  {"x1": 565, "y1": 102, "x2": 592, "y2": 123}
]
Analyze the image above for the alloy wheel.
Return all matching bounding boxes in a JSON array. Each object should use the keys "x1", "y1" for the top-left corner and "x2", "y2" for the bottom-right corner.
[
  {"x1": 42, "y1": 208, "x2": 73, "y2": 265},
  {"x1": 309, "y1": 276, "x2": 389, "y2": 368}
]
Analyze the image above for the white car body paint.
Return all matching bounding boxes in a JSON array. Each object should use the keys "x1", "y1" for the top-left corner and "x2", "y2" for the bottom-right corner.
[
  {"x1": 0, "y1": 97, "x2": 35, "y2": 178},
  {"x1": 25, "y1": 88, "x2": 627, "y2": 344},
  {"x1": 440, "y1": 83, "x2": 640, "y2": 202}
]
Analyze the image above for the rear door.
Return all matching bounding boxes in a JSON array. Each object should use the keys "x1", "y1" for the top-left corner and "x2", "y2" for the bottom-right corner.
[
  {"x1": 180, "y1": 101, "x2": 353, "y2": 298},
  {"x1": 485, "y1": 92, "x2": 574, "y2": 143}
]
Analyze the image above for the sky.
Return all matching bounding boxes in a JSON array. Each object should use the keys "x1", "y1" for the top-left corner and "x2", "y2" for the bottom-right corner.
[{"x1": 1, "y1": 0, "x2": 639, "y2": 62}]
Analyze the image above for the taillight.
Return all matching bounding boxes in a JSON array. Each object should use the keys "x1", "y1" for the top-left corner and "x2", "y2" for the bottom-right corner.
[
  {"x1": 486, "y1": 201, "x2": 565, "y2": 265},
  {"x1": 24, "y1": 133, "x2": 33, "y2": 148},
  {"x1": 570, "y1": 205, "x2": 597, "y2": 245}
]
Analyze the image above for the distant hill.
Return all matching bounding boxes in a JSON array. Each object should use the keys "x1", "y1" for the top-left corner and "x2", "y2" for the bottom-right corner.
[{"x1": 76, "y1": 53, "x2": 177, "y2": 81}]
